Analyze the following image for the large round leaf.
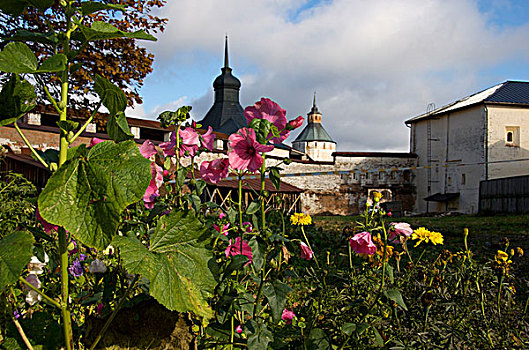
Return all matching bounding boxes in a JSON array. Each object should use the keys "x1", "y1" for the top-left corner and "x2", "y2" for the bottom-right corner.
[
  {"x1": 113, "y1": 210, "x2": 217, "y2": 320},
  {"x1": 0, "y1": 231, "x2": 34, "y2": 290},
  {"x1": 38, "y1": 140, "x2": 151, "y2": 249}
]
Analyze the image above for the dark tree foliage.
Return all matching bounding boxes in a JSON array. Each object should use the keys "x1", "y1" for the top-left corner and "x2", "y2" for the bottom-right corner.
[{"x1": 0, "y1": 0, "x2": 167, "y2": 117}]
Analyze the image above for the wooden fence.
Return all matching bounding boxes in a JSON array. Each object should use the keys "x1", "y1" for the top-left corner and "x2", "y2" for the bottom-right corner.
[{"x1": 479, "y1": 175, "x2": 529, "y2": 214}]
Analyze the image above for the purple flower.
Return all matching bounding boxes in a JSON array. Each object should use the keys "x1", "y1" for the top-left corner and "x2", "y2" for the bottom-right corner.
[
  {"x1": 13, "y1": 309, "x2": 21, "y2": 319},
  {"x1": 68, "y1": 258, "x2": 84, "y2": 277}
]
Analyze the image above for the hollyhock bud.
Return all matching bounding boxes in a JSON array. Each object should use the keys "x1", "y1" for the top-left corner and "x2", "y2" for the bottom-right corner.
[
  {"x1": 236, "y1": 325, "x2": 243, "y2": 334},
  {"x1": 286, "y1": 116, "x2": 304, "y2": 130},
  {"x1": 300, "y1": 242, "x2": 313, "y2": 260},
  {"x1": 281, "y1": 309, "x2": 295, "y2": 324},
  {"x1": 349, "y1": 231, "x2": 377, "y2": 255}
]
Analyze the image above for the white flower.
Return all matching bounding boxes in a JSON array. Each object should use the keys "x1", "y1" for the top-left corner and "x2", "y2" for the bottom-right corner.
[
  {"x1": 89, "y1": 259, "x2": 107, "y2": 274},
  {"x1": 27, "y1": 254, "x2": 49, "y2": 275},
  {"x1": 103, "y1": 245, "x2": 114, "y2": 256},
  {"x1": 24, "y1": 274, "x2": 42, "y2": 306}
]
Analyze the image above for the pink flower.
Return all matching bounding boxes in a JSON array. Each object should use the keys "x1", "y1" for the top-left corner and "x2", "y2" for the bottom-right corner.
[
  {"x1": 179, "y1": 127, "x2": 200, "y2": 157},
  {"x1": 228, "y1": 128, "x2": 274, "y2": 172},
  {"x1": 225, "y1": 237, "x2": 253, "y2": 264},
  {"x1": 214, "y1": 223, "x2": 230, "y2": 236},
  {"x1": 201, "y1": 126, "x2": 215, "y2": 151},
  {"x1": 200, "y1": 158, "x2": 230, "y2": 183},
  {"x1": 287, "y1": 116, "x2": 304, "y2": 130},
  {"x1": 36, "y1": 208, "x2": 58, "y2": 233},
  {"x1": 281, "y1": 309, "x2": 295, "y2": 324},
  {"x1": 300, "y1": 242, "x2": 313, "y2": 260},
  {"x1": 244, "y1": 98, "x2": 289, "y2": 144},
  {"x1": 159, "y1": 131, "x2": 177, "y2": 157},
  {"x1": 219, "y1": 213, "x2": 226, "y2": 219},
  {"x1": 96, "y1": 303, "x2": 104, "y2": 316},
  {"x1": 89, "y1": 137, "x2": 105, "y2": 147},
  {"x1": 236, "y1": 325, "x2": 243, "y2": 334},
  {"x1": 349, "y1": 231, "x2": 377, "y2": 255},
  {"x1": 143, "y1": 162, "x2": 163, "y2": 209},
  {"x1": 139, "y1": 140, "x2": 157, "y2": 159},
  {"x1": 388, "y1": 222, "x2": 413, "y2": 242}
]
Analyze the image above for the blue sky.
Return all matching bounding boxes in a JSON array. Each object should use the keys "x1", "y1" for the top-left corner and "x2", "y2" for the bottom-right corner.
[{"x1": 127, "y1": 0, "x2": 529, "y2": 152}]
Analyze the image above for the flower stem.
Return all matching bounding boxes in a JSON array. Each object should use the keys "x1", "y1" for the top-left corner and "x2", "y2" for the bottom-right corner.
[
  {"x1": 13, "y1": 122, "x2": 48, "y2": 168},
  {"x1": 260, "y1": 153, "x2": 266, "y2": 232},
  {"x1": 59, "y1": 228, "x2": 73, "y2": 350},
  {"x1": 89, "y1": 275, "x2": 140, "y2": 350},
  {"x1": 18, "y1": 277, "x2": 61, "y2": 309},
  {"x1": 301, "y1": 226, "x2": 320, "y2": 269}
]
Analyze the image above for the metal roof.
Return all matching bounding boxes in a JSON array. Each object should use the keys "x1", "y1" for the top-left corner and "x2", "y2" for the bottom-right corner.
[
  {"x1": 406, "y1": 81, "x2": 529, "y2": 124},
  {"x1": 199, "y1": 37, "x2": 247, "y2": 135},
  {"x1": 293, "y1": 122, "x2": 335, "y2": 143}
]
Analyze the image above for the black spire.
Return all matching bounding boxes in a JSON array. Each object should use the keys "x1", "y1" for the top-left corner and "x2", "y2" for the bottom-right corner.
[
  {"x1": 309, "y1": 91, "x2": 320, "y2": 115},
  {"x1": 199, "y1": 36, "x2": 247, "y2": 134}
]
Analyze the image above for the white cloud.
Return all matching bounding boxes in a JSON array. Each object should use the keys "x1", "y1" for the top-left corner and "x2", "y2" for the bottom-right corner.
[{"x1": 142, "y1": 0, "x2": 529, "y2": 151}]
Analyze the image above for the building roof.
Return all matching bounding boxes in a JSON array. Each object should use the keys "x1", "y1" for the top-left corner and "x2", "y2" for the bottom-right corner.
[
  {"x1": 405, "y1": 81, "x2": 529, "y2": 124},
  {"x1": 293, "y1": 95, "x2": 335, "y2": 143},
  {"x1": 333, "y1": 151, "x2": 417, "y2": 158},
  {"x1": 294, "y1": 122, "x2": 335, "y2": 143},
  {"x1": 199, "y1": 37, "x2": 247, "y2": 135}
]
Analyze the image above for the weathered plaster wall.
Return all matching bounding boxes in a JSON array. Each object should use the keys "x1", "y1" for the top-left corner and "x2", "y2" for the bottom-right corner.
[
  {"x1": 487, "y1": 105, "x2": 529, "y2": 179},
  {"x1": 411, "y1": 105, "x2": 485, "y2": 214}
]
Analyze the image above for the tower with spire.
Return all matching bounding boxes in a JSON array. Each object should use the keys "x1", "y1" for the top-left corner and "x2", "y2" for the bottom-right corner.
[
  {"x1": 292, "y1": 93, "x2": 336, "y2": 161},
  {"x1": 199, "y1": 36, "x2": 247, "y2": 135}
]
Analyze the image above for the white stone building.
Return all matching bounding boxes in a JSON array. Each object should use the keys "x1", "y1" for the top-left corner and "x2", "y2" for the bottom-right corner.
[{"x1": 406, "y1": 81, "x2": 529, "y2": 214}]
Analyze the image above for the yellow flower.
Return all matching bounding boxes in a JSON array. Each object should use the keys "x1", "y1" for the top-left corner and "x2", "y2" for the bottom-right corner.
[
  {"x1": 411, "y1": 227, "x2": 444, "y2": 247},
  {"x1": 373, "y1": 191, "x2": 383, "y2": 202},
  {"x1": 495, "y1": 250, "x2": 509, "y2": 263},
  {"x1": 290, "y1": 213, "x2": 312, "y2": 226},
  {"x1": 516, "y1": 247, "x2": 524, "y2": 257}
]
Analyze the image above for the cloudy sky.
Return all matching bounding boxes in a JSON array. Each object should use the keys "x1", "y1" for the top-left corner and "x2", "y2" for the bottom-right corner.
[{"x1": 127, "y1": 0, "x2": 529, "y2": 152}]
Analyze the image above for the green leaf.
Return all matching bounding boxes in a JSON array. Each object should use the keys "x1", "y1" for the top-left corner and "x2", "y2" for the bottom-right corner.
[
  {"x1": 9, "y1": 30, "x2": 58, "y2": 46},
  {"x1": 0, "y1": 74, "x2": 36, "y2": 126},
  {"x1": 341, "y1": 322, "x2": 355, "y2": 336},
  {"x1": 263, "y1": 281, "x2": 292, "y2": 322},
  {"x1": 113, "y1": 210, "x2": 217, "y2": 320},
  {"x1": 195, "y1": 179, "x2": 207, "y2": 196},
  {"x1": 0, "y1": 42, "x2": 37, "y2": 74},
  {"x1": 247, "y1": 319, "x2": 273, "y2": 350},
  {"x1": 38, "y1": 140, "x2": 151, "y2": 249},
  {"x1": 107, "y1": 112, "x2": 134, "y2": 142},
  {"x1": 307, "y1": 328, "x2": 330, "y2": 350},
  {"x1": 77, "y1": 21, "x2": 157, "y2": 41},
  {"x1": 57, "y1": 120, "x2": 79, "y2": 133},
  {"x1": 385, "y1": 289, "x2": 408, "y2": 311},
  {"x1": 269, "y1": 167, "x2": 281, "y2": 191},
  {"x1": 248, "y1": 118, "x2": 272, "y2": 145},
  {"x1": 33, "y1": 148, "x2": 59, "y2": 169},
  {"x1": 0, "y1": 0, "x2": 29, "y2": 16},
  {"x1": 248, "y1": 236, "x2": 266, "y2": 271},
  {"x1": 372, "y1": 325, "x2": 385, "y2": 347},
  {"x1": 246, "y1": 200, "x2": 260, "y2": 215},
  {"x1": 0, "y1": 231, "x2": 34, "y2": 290},
  {"x1": 29, "y1": 0, "x2": 54, "y2": 11},
  {"x1": 38, "y1": 53, "x2": 67, "y2": 73},
  {"x1": 94, "y1": 74, "x2": 127, "y2": 115},
  {"x1": 222, "y1": 254, "x2": 249, "y2": 280},
  {"x1": 80, "y1": 1, "x2": 126, "y2": 15}
]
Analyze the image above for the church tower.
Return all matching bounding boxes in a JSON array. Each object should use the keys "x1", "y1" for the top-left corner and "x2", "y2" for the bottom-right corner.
[
  {"x1": 199, "y1": 36, "x2": 247, "y2": 135},
  {"x1": 292, "y1": 93, "x2": 336, "y2": 161}
]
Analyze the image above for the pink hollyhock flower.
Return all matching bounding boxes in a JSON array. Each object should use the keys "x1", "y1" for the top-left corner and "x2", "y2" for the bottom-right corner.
[
  {"x1": 143, "y1": 162, "x2": 163, "y2": 209},
  {"x1": 214, "y1": 223, "x2": 230, "y2": 236},
  {"x1": 236, "y1": 325, "x2": 243, "y2": 334},
  {"x1": 159, "y1": 131, "x2": 177, "y2": 157},
  {"x1": 225, "y1": 237, "x2": 253, "y2": 264},
  {"x1": 388, "y1": 222, "x2": 414, "y2": 242},
  {"x1": 244, "y1": 98, "x2": 289, "y2": 144},
  {"x1": 89, "y1": 137, "x2": 105, "y2": 147},
  {"x1": 228, "y1": 128, "x2": 274, "y2": 172},
  {"x1": 179, "y1": 127, "x2": 200, "y2": 157},
  {"x1": 281, "y1": 309, "x2": 295, "y2": 324},
  {"x1": 36, "y1": 208, "x2": 58, "y2": 233},
  {"x1": 200, "y1": 158, "x2": 230, "y2": 183},
  {"x1": 139, "y1": 140, "x2": 157, "y2": 159},
  {"x1": 287, "y1": 116, "x2": 304, "y2": 130},
  {"x1": 201, "y1": 126, "x2": 215, "y2": 151},
  {"x1": 300, "y1": 242, "x2": 313, "y2": 260},
  {"x1": 349, "y1": 231, "x2": 377, "y2": 255},
  {"x1": 219, "y1": 212, "x2": 226, "y2": 219}
]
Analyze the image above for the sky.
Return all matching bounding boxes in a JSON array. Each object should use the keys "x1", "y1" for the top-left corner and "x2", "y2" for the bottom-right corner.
[{"x1": 125, "y1": 0, "x2": 529, "y2": 152}]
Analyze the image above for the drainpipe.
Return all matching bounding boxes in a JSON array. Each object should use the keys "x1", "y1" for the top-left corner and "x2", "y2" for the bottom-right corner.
[{"x1": 484, "y1": 105, "x2": 489, "y2": 181}]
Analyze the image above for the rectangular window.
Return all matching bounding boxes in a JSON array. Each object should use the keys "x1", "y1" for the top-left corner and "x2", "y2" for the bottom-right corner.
[
  {"x1": 506, "y1": 126, "x2": 520, "y2": 147},
  {"x1": 462, "y1": 173, "x2": 466, "y2": 185}
]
